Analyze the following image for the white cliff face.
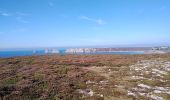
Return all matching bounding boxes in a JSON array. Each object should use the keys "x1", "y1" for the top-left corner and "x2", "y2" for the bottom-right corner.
[
  {"x1": 51, "y1": 49, "x2": 59, "y2": 53},
  {"x1": 65, "y1": 48, "x2": 97, "y2": 53},
  {"x1": 45, "y1": 49, "x2": 59, "y2": 54}
]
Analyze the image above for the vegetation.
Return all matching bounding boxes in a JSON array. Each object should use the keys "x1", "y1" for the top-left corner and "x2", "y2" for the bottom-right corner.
[{"x1": 0, "y1": 54, "x2": 170, "y2": 100}]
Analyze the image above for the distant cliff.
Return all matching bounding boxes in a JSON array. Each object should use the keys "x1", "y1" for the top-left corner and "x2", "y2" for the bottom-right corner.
[
  {"x1": 65, "y1": 48, "x2": 97, "y2": 53},
  {"x1": 65, "y1": 47, "x2": 151, "y2": 53}
]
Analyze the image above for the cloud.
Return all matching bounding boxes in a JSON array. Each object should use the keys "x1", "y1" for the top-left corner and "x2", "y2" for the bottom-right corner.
[
  {"x1": 48, "y1": 2, "x2": 54, "y2": 7},
  {"x1": 0, "y1": 9, "x2": 30, "y2": 23},
  {"x1": 0, "y1": 32, "x2": 4, "y2": 34},
  {"x1": 137, "y1": 8, "x2": 145, "y2": 15},
  {"x1": 0, "y1": 28, "x2": 28, "y2": 34},
  {"x1": 1, "y1": 12, "x2": 11, "y2": 16},
  {"x1": 16, "y1": 12, "x2": 30, "y2": 16},
  {"x1": 12, "y1": 28, "x2": 28, "y2": 33},
  {"x1": 96, "y1": 19, "x2": 104, "y2": 25},
  {"x1": 16, "y1": 16, "x2": 29, "y2": 23},
  {"x1": 0, "y1": 10, "x2": 11, "y2": 16},
  {"x1": 160, "y1": 6, "x2": 167, "y2": 10},
  {"x1": 48, "y1": 0, "x2": 56, "y2": 7},
  {"x1": 153, "y1": 6, "x2": 167, "y2": 12},
  {"x1": 15, "y1": 12, "x2": 30, "y2": 23},
  {"x1": 80, "y1": 16, "x2": 105, "y2": 25}
]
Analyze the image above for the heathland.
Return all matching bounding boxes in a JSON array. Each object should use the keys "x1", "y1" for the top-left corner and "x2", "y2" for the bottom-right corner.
[{"x1": 0, "y1": 54, "x2": 170, "y2": 100}]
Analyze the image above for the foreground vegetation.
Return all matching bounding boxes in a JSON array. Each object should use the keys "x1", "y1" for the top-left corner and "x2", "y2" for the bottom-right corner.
[{"x1": 0, "y1": 54, "x2": 170, "y2": 100}]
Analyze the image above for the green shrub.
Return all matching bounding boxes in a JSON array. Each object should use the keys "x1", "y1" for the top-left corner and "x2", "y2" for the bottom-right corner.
[
  {"x1": 1, "y1": 76, "x2": 20, "y2": 85},
  {"x1": 76, "y1": 82, "x2": 87, "y2": 89}
]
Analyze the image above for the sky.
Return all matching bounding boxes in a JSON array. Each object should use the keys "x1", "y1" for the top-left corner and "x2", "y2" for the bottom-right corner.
[{"x1": 0, "y1": 0, "x2": 170, "y2": 49}]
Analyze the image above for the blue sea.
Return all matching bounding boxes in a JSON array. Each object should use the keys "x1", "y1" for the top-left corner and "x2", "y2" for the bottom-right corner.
[
  {"x1": 0, "y1": 49, "x2": 144, "y2": 58},
  {"x1": 0, "y1": 50, "x2": 46, "y2": 58}
]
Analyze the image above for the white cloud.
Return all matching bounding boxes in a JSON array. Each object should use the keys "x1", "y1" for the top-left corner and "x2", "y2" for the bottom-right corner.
[
  {"x1": 0, "y1": 28, "x2": 28, "y2": 34},
  {"x1": 16, "y1": 12, "x2": 30, "y2": 16},
  {"x1": 0, "y1": 10, "x2": 11, "y2": 16},
  {"x1": 16, "y1": 12, "x2": 30, "y2": 23},
  {"x1": 16, "y1": 16, "x2": 29, "y2": 23},
  {"x1": 80, "y1": 16, "x2": 105, "y2": 25},
  {"x1": 80, "y1": 16, "x2": 90, "y2": 20},
  {"x1": 96, "y1": 19, "x2": 104, "y2": 25},
  {"x1": 0, "y1": 32, "x2": 4, "y2": 34},
  {"x1": 137, "y1": 8, "x2": 145, "y2": 15},
  {"x1": 160, "y1": 6, "x2": 166, "y2": 10},
  {"x1": 0, "y1": 10, "x2": 30, "y2": 23},
  {"x1": 48, "y1": 2, "x2": 54, "y2": 7},
  {"x1": 48, "y1": 0, "x2": 56, "y2": 7},
  {"x1": 1, "y1": 12, "x2": 10, "y2": 16},
  {"x1": 12, "y1": 28, "x2": 28, "y2": 33}
]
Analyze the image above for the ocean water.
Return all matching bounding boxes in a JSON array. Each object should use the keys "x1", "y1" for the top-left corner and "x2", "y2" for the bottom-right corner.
[
  {"x1": 0, "y1": 50, "x2": 45, "y2": 58},
  {"x1": 0, "y1": 50, "x2": 144, "y2": 58}
]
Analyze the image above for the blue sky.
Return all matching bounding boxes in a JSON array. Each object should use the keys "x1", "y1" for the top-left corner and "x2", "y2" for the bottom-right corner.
[{"x1": 0, "y1": 0, "x2": 170, "y2": 49}]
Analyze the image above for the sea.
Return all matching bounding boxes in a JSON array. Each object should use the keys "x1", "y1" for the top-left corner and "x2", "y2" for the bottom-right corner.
[{"x1": 0, "y1": 49, "x2": 144, "y2": 58}]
